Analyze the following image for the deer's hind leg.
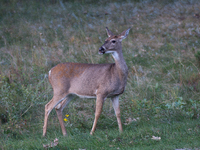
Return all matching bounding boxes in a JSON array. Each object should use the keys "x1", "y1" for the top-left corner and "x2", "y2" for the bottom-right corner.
[
  {"x1": 55, "y1": 94, "x2": 74, "y2": 136},
  {"x1": 43, "y1": 94, "x2": 69, "y2": 137}
]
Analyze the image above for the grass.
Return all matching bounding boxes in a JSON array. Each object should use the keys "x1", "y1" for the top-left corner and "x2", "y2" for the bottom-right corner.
[
  {"x1": 0, "y1": 0, "x2": 200, "y2": 149},
  {"x1": 1, "y1": 118, "x2": 199, "y2": 149}
]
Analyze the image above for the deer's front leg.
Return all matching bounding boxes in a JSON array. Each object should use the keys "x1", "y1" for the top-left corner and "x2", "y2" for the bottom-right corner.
[
  {"x1": 111, "y1": 96, "x2": 123, "y2": 133},
  {"x1": 90, "y1": 95, "x2": 105, "y2": 135}
]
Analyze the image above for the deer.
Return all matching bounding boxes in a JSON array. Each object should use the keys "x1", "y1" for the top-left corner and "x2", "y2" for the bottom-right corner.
[{"x1": 43, "y1": 27, "x2": 131, "y2": 136}]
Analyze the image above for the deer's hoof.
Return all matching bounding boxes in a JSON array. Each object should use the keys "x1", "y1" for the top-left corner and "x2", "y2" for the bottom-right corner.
[{"x1": 90, "y1": 131, "x2": 94, "y2": 135}]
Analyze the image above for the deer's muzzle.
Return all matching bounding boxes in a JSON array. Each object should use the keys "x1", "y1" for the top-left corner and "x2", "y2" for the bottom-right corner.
[{"x1": 99, "y1": 46, "x2": 105, "y2": 54}]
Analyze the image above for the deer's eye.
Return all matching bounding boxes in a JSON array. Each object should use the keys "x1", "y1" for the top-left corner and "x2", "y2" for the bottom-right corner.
[{"x1": 112, "y1": 40, "x2": 116, "y2": 43}]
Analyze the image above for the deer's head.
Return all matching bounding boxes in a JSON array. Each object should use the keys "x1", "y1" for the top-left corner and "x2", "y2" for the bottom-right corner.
[{"x1": 99, "y1": 27, "x2": 131, "y2": 55}]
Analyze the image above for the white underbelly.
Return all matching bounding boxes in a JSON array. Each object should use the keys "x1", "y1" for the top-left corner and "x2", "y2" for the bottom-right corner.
[{"x1": 73, "y1": 93, "x2": 96, "y2": 99}]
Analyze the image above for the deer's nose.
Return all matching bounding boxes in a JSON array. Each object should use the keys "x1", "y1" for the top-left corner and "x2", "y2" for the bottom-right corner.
[
  {"x1": 99, "y1": 46, "x2": 105, "y2": 51},
  {"x1": 99, "y1": 46, "x2": 105, "y2": 54}
]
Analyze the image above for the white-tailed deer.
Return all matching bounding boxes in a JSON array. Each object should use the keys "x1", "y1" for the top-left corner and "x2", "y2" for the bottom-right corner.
[{"x1": 43, "y1": 27, "x2": 130, "y2": 136}]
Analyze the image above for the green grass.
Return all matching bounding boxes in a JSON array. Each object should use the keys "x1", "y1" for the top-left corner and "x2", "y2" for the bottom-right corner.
[
  {"x1": 0, "y1": 0, "x2": 200, "y2": 149},
  {"x1": 1, "y1": 118, "x2": 199, "y2": 149}
]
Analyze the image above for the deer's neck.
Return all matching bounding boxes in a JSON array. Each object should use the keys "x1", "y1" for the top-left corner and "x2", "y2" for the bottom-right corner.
[{"x1": 112, "y1": 50, "x2": 128, "y2": 82}]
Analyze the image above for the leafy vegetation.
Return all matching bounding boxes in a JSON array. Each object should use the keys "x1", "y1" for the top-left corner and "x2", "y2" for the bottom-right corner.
[{"x1": 0, "y1": 0, "x2": 200, "y2": 149}]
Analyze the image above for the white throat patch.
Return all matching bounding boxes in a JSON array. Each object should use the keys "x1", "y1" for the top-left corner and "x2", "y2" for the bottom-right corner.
[{"x1": 112, "y1": 51, "x2": 119, "y2": 60}]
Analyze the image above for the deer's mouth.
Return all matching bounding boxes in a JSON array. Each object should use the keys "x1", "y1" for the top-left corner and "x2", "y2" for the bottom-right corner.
[{"x1": 98, "y1": 51, "x2": 105, "y2": 54}]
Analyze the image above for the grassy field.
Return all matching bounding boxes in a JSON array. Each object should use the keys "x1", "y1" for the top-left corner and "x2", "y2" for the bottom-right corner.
[{"x1": 0, "y1": 0, "x2": 200, "y2": 149}]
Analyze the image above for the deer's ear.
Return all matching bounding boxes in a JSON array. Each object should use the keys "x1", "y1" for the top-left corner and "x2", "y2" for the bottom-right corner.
[
  {"x1": 106, "y1": 27, "x2": 114, "y2": 37},
  {"x1": 119, "y1": 28, "x2": 131, "y2": 41}
]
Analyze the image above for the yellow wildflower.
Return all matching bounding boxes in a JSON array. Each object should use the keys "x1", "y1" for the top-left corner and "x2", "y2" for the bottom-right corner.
[
  {"x1": 64, "y1": 118, "x2": 68, "y2": 122},
  {"x1": 65, "y1": 114, "x2": 69, "y2": 117}
]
